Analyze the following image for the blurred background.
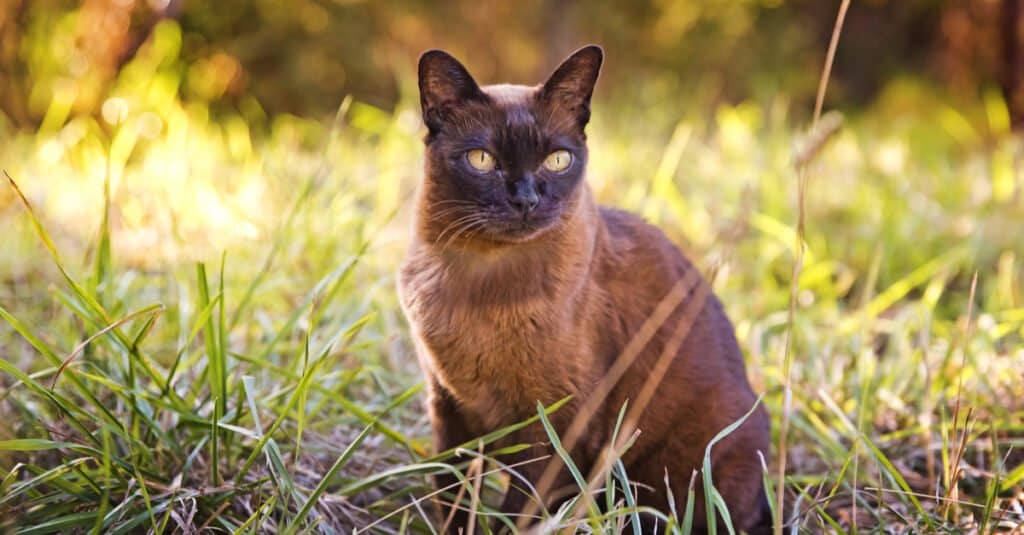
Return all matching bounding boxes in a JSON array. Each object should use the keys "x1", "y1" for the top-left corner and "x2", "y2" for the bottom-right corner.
[{"x1": 0, "y1": 0, "x2": 1021, "y2": 126}]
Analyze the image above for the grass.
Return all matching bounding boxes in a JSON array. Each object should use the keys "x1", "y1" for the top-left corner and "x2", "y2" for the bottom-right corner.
[{"x1": 2, "y1": 20, "x2": 1024, "y2": 533}]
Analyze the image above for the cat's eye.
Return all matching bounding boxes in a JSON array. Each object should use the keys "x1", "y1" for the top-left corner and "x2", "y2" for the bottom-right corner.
[
  {"x1": 543, "y1": 150, "x2": 572, "y2": 173},
  {"x1": 465, "y1": 149, "x2": 496, "y2": 172}
]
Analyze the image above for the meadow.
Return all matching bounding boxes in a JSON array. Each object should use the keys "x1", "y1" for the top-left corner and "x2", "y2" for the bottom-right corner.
[{"x1": 2, "y1": 19, "x2": 1024, "y2": 534}]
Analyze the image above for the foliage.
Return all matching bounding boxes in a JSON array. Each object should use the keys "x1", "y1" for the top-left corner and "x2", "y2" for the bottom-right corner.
[{"x1": 0, "y1": 0, "x2": 1006, "y2": 123}]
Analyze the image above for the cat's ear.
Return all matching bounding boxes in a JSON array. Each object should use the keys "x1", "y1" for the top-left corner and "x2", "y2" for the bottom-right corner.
[
  {"x1": 418, "y1": 50, "x2": 485, "y2": 133},
  {"x1": 540, "y1": 45, "x2": 603, "y2": 129}
]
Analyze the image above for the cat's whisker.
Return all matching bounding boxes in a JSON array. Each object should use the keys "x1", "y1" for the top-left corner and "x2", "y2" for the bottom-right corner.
[
  {"x1": 427, "y1": 199, "x2": 479, "y2": 210},
  {"x1": 457, "y1": 218, "x2": 488, "y2": 241},
  {"x1": 425, "y1": 200, "x2": 481, "y2": 220},
  {"x1": 439, "y1": 217, "x2": 488, "y2": 255},
  {"x1": 460, "y1": 220, "x2": 492, "y2": 244},
  {"x1": 435, "y1": 213, "x2": 486, "y2": 250},
  {"x1": 428, "y1": 206, "x2": 475, "y2": 221},
  {"x1": 452, "y1": 216, "x2": 488, "y2": 242}
]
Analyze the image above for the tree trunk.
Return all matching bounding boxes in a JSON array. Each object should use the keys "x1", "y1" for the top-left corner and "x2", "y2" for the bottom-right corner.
[{"x1": 1003, "y1": 0, "x2": 1024, "y2": 130}]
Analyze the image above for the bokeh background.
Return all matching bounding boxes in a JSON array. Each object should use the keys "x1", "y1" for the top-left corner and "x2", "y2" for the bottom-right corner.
[
  {"x1": 1, "y1": 1, "x2": 1021, "y2": 122},
  {"x1": 1, "y1": 1, "x2": 1023, "y2": 532}
]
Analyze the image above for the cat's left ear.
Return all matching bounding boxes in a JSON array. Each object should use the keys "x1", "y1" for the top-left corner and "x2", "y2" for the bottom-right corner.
[{"x1": 540, "y1": 45, "x2": 603, "y2": 129}]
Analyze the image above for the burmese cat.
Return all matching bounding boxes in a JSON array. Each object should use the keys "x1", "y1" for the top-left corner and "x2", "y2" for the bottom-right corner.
[{"x1": 397, "y1": 45, "x2": 770, "y2": 533}]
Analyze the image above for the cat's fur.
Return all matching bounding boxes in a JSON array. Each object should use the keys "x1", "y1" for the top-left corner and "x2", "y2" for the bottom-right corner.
[{"x1": 398, "y1": 45, "x2": 770, "y2": 533}]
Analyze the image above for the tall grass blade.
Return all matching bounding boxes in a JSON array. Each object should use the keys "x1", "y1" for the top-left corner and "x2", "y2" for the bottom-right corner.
[
  {"x1": 90, "y1": 423, "x2": 113, "y2": 535},
  {"x1": 536, "y1": 400, "x2": 602, "y2": 529},
  {"x1": 702, "y1": 396, "x2": 763, "y2": 535}
]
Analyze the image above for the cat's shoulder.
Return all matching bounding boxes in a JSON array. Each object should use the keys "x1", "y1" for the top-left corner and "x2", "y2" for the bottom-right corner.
[
  {"x1": 598, "y1": 206, "x2": 672, "y2": 244},
  {"x1": 597, "y1": 205, "x2": 694, "y2": 269},
  {"x1": 598, "y1": 205, "x2": 647, "y2": 234}
]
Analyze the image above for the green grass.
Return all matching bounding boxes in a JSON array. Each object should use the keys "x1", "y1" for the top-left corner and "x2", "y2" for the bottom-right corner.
[{"x1": 2, "y1": 25, "x2": 1024, "y2": 533}]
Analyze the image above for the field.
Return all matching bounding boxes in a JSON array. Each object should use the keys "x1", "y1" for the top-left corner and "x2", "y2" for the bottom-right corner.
[{"x1": 2, "y1": 20, "x2": 1024, "y2": 534}]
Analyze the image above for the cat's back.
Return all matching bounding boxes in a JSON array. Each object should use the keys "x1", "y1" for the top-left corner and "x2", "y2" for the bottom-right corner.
[{"x1": 594, "y1": 205, "x2": 748, "y2": 370}]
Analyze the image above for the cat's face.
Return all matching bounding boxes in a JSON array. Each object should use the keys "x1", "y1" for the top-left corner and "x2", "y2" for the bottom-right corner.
[{"x1": 417, "y1": 46, "x2": 603, "y2": 245}]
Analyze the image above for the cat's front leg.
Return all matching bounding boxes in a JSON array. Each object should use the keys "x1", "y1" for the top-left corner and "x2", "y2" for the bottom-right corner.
[{"x1": 427, "y1": 380, "x2": 479, "y2": 534}]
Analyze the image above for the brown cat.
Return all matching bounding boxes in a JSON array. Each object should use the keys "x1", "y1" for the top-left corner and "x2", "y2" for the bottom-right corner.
[{"x1": 398, "y1": 45, "x2": 770, "y2": 533}]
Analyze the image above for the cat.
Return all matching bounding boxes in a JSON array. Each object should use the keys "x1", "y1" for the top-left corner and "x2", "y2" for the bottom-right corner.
[{"x1": 397, "y1": 45, "x2": 771, "y2": 534}]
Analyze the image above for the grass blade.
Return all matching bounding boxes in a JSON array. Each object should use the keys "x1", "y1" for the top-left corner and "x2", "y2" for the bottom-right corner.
[{"x1": 283, "y1": 424, "x2": 374, "y2": 535}]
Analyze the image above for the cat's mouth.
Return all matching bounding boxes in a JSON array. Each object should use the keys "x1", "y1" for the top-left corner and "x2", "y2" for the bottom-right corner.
[
  {"x1": 428, "y1": 205, "x2": 562, "y2": 247},
  {"x1": 482, "y1": 211, "x2": 561, "y2": 243}
]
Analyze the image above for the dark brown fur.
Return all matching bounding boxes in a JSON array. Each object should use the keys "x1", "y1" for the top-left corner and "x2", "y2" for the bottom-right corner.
[{"x1": 398, "y1": 46, "x2": 770, "y2": 533}]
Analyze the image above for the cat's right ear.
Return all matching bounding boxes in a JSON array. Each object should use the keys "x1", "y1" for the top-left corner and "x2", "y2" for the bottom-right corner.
[
  {"x1": 540, "y1": 45, "x2": 603, "y2": 130},
  {"x1": 418, "y1": 50, "x2": 484, "y2": 134}
]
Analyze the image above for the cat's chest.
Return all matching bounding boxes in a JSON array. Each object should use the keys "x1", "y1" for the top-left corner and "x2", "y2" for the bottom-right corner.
[
  {"x1": 399, "y1": 258, "x2": 586, "y2": 424},
  {"x1": 399, "y1": 254, "x2": 558, "y2": 345}
]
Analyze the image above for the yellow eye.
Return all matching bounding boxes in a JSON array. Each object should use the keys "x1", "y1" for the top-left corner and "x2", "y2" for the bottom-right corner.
[
  {"x1": 543, "y1": 150, "x2": 572, "y2": 172},
  {"x1": 465, "y1": 149, "x2": 496, "y2": 172}
]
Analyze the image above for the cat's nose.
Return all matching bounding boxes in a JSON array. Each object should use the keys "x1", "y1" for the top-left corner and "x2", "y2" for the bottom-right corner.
[
  {"x1": 510, "y1": 179, "x2": 540, "y2": 214},
  {"x1": 510, "y1": 192, "x2": 540, "y2": 214}
]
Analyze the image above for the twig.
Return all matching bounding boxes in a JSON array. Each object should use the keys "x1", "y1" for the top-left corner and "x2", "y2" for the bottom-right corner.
[
  {"x1": 776, "y1": 3, "x2": 851, "y2": 535},
  {"x1": 941, "y1": 272, "x2": 979, "y2": 520}
]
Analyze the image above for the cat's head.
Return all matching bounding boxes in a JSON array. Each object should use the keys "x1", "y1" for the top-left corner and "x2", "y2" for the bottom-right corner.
[{"x1": 416, "y1": 45, "x2": 603, "y2": 246}]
